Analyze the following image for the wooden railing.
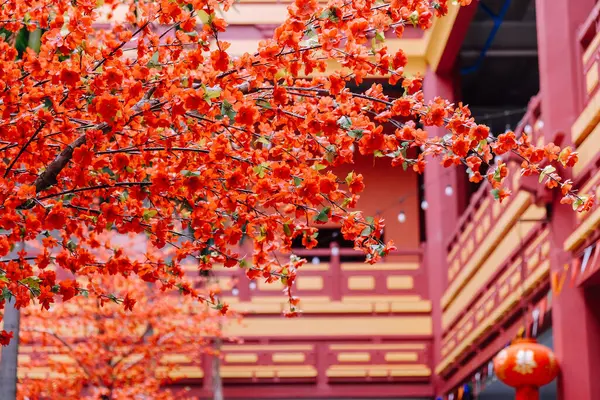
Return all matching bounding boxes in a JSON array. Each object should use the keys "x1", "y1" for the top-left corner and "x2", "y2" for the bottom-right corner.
[
  {"x1": 445, "y1": 95, "x2": 543, "y2": 287},
  {"x1": 185, "y1": 246, "x2": 428, "y2": 314},
  {"x1": 438, "y1": 226, "x2": 551, "y2": 375},
  {"x1": 578, "y1": 1, "x2": 600, "y2": 105}
]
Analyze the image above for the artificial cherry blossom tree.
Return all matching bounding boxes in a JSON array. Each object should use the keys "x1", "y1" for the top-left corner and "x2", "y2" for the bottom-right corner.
[
  {"x1": 17, "y1": 274, "x2": 229, "y2": 399},
  {"x1": 0, "y1": 0, "x2": 590, "y2": 341}
]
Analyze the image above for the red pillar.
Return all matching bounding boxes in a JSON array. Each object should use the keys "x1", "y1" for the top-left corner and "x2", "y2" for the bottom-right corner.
[
  {"x1": 423, "y1": 67, "x2": 464, "y2": 395},
  {"x1": 535, "y1": 1, "x2": 600, "y2": 399},
  {"x1": 536, "y1": 0, "x2": 594, "y2": 139}
]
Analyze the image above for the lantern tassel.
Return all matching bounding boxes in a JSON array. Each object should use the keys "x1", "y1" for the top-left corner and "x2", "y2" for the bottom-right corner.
[{"x1": 516, "y1": 386, "x2": 539, "y2": 400}]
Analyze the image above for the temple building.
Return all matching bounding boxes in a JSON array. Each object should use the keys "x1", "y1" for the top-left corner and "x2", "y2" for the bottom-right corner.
[{"x1": 15, "y1": 0, "x2": 600, "y2": 399}]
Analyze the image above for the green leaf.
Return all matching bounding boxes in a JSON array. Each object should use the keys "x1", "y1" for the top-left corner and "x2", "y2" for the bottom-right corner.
[
  {"x1": 337, "y1": 116, "x2": 352, "y2": 130},
  {"x1": 314, "y1": 207, "x2": 331, "y2": 223},
  {"x1": 360, "y1": 225, "x2": 373, "y2": 237},
  {"x1": 253, "y1": 163, "x2": 269, "y2": 178},
  {"x1": 66, "y1": 240, "x2": 78, "y2": 252},
  {"x1": 293, "y1": 176, "x2": 302, "y2": 187},
  {"x1": 345, "y1": 172, "x2": 354, "y2": 186},
  {"x1": 375, "y1": 31, "x2": 385, "y2": 42},
  {"x1": 325, "y1": 145, "x2": 336, "y2": 163},
  {"x1": 478, "y1": 139, "x2": 487, "y2": 150},
  {"x1": 27, "y1": 28, "x2": 42, "y2": 53},
  {"x1": 558, "y1": 148, "x2": 570, "y2": 167},
  {"x1": 572, "y1": 195, "x2": 588, "y2": 211},
  {"x1": 274, "y1": 68, "x2": 289, "y2": 80},
  {"x1": 101, "y1": 166, "x2": 116, "y2": 178},
  {"x1": 203, "y1": 85, "x2": 222, "y2": 103},
  {"x1": 256, "y1": 99, "x2": 272, "y2": 109},
  {"x1": 42, "y1": 97, "x2": 53, "y2": 110},
  {"x1": 21, "y1": 276, "x2": 41, "y2": 290},
  {"x1": 320, "y1": 7, "x2": 340, "y2": 23},
  {"x1": 257, "y1": 136, "x2": 271, "y2": 146},
  {"x1": 374, "y1": 150, "x2": 385, "y2": 158},
  {"x1": 14, "y1": 28, "x2": 29, "y2": 58},
  {"x1": 181, "y1": 170, "x2": 200, "y2": 177},
  {"x1": 220, "y1": 99, "x2": 237, "y2": 121},
  {"x1": 539, "y1": 165, "x2": 556, "y2": 183},
  {"x1": 283, "y1": 223, "x2": 292, "y2": 237},
  {"x1": 146, "y1": 51, "x2": 160, "y2": 68},
  {"x1": 1, "y1": 287, "x2": 12, "y2": 301},
  {"x1": 118, "y1": 191, "x2": 129, "y2": 203},
  {"x1": 402, "y1": 161, "x2": 408, "y2": 171},
  {"x1": 143, "y1": 209, "x2": 158, "y2": 221},
  {"x1": 62, "y1": 193, "x2": 75, "y2": 202},
  {"x1": 348, "y1": 129, "x2": 364, "y2": 139},
  {"x1": 198, "y1": 10, "x2": 212, "y2": 24},
  {"x1": 312, "y1": 163, "x2": 327, "y2": 171},
  {"x1": 409, "y1": 10, "x2": 419, "y2": 27},
  {"x1": 491, "y1": 188, "x2": 501, "y2": 200},
  {"x1": 493, "y1": 168, "x2": 502, "y2": 183}
]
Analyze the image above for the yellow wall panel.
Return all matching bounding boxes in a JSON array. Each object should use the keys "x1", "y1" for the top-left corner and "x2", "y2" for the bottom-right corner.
[
  {"x1": 384, "y1": 352, "x2": 419, "y2": 362},
  {"x1": 224, "y1": 353, "x2": 258, "y2": 363},
  {"x1": 296, "y1": 276, "x2": 324, "y2": 291},
  {"x1": 386, "y1": 276, "x2": 414, "y2": 290},
  {"x1": 337, "y1": 352, "x2": 371, "y2": 362},
  {"x1": 272, "y1": 353, "x2": 306, "y2": 363},
  {"x1": 348, "y1": 276, "x2": 376, "y2": 290}
]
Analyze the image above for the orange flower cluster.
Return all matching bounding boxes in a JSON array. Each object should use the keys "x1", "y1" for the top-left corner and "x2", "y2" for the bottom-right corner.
[
  {"x1": 18, "y1": 275, "x2": 228, "y2": 399},
  {"x1": 0, "y1": 0, "x2": 590, "y2": 335}
]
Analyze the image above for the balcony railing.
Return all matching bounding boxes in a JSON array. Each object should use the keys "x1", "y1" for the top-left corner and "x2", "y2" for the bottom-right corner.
[
  {"x1": 184, "y1": 246, "x2": 428, "y2": 314},
  {"x1": 578, "y1": 1, "x2": 600, "y2": 105},
  {"x1": 445, "y1": 95, "x2": 543, "y2": 287}
]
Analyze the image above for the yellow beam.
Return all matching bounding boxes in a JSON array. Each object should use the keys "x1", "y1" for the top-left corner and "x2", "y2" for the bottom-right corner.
[
  {"x1": 565, "y1": 205, "x2": 600, "y2": 251},
  {"x1": 224, "y1": 316, "x2": 432, "y2": 337},
  {"x1": 572, "y1": 86, "x2": 600, "y2": 145},
  {"x1": 329, "y1": 343, "x2": 426, "y2": 351},
  {"x1": 573, "y1": 119, "x2": 600, "y2": 177},
  {"x1": 425, "y1": 3, "x2": 461, "y2": 71}
]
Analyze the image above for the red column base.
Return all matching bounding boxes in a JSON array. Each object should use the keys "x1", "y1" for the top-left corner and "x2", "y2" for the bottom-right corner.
[{"x1": 516, "y1": 386, "x2": 539, "y2": 400}]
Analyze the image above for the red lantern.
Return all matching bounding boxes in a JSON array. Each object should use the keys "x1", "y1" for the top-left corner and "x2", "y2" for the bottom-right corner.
[{"x1": 493, "y1": 338, "x2": 559, "y2": 400}]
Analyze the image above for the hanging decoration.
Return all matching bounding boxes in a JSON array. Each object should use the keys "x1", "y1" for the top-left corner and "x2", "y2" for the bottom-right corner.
[
  {"x1": 552, "y1": 238, "x2": 600, "y2": 295},
  {"x1": 493, "y1": 338, "x2": 559, "y2": 400}
]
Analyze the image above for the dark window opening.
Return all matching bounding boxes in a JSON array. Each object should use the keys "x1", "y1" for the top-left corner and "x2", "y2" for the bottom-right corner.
[{"x1": 291, "y1": 227, "x2": 384, "y2": 263}]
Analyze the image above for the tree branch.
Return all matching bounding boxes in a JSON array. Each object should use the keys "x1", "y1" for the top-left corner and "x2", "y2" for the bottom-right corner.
[{"x1": 22, "y1": 328, "x2": 93, "y2": 380}]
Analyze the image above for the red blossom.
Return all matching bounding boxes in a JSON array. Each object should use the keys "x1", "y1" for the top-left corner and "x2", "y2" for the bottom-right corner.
[{"x1": 0, "y1": 330, "x2": 13, "y2": 346}]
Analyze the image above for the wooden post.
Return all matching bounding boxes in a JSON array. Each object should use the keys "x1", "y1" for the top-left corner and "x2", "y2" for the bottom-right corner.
[
  {"x1": 423, "y1": 67, "x2": 463, "y2": 397},
  {"x1": 212, "y1": 337, "x2": 223, "y2": 400},
  {"x1": 0, "y1": 299, "x2": 21, "y2": 400}
]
